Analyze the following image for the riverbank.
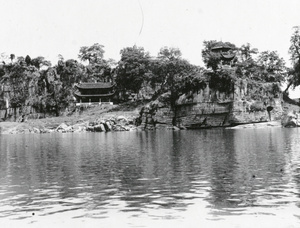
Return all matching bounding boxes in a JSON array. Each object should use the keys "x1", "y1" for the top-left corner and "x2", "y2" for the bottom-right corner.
[
  {"x1": 0, "y1": 101, "x2": 145, "y2": 134},
  {"x1": 226, "y1": 121, "x2": 282, "y2": 129},
  {"x1": 0, "y1": 115, "x2": 138, "y2": 134},
  {"x1": 0, "y1": 100, "x2": 299, "y2": 134}
]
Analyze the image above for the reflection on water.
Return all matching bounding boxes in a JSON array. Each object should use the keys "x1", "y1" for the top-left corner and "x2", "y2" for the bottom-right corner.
[{"x1": 0, "y1": 128, "x2": 300, "y2": 227}]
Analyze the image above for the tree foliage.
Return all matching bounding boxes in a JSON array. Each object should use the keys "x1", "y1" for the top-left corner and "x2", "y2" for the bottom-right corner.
[
  {"x1": 238, "y1": 43, "x2": 258, "y2": 62},
  {"x1": 157, "y1": 46, "x2": 182, "y2": 61},
  {"x1": 256, "y1": 51, "x2": 286, "y2": 82},
  {"x1": 285, "y1": 26, "x2": 300, "y2": 92},
  {"x1": 150, "y1": 47, "x2": 206, "y2": 108},
  {"x1": 78, "y1": 43, "x2": 113, "y2": 83},
  {"x1": 115, "y1": 45, "x2": 151, "y2": 97},
  {"x1": 0, "y1": 37, "x2": 293, "y2": 120},
  {"x1": 78, "y1": 43, "x2": 105, "y2": 64},
  {"x1": 31, "y1": 56, "x2": 51, "y2": 70},
  {"x1": 201, "y1": 40, "x2": 287, "y2": 97}
]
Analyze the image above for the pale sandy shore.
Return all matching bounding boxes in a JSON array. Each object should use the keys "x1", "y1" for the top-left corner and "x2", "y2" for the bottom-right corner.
[
  {"x1": 226, "y1": 121, "x2": 282, "y2": 129},
  {"x1": 0, "y1": 119, "x2": 283, "y2": 134}
]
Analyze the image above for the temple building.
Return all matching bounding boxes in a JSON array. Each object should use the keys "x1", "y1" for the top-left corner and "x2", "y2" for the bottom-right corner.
[
  {"x1": 210, "y1": 42, "x2": 236, "y2": 67},
  {"x1": 74, "y1": 82, "x2": 115, "y2": 105}
]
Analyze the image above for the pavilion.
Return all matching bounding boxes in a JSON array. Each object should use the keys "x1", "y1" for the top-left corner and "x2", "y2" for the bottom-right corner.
[
  {"x1": 74, "y1": 82, "x2": 115, "y2": 105},
  {"x1": 211, "y1": 42, "x2": 236, "y2": 66}
]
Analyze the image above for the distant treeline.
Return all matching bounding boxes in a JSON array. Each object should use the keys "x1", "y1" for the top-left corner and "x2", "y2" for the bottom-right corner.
[{"x1": 0, "y1": 26, "x2": 299, "y2": 116}]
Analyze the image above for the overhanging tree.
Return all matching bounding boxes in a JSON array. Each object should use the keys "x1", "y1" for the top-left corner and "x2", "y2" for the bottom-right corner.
[
  {"x1": 115, "y1": 45, "x2": 151, "y2": 99},
  {"x1": 151, "y1": 47, "x2": 206, "y2": 108},
  {"x1": 284, "y1": 26, "x2": 300, "y2": 93}
]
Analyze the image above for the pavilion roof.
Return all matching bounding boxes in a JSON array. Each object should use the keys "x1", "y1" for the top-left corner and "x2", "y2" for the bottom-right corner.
[
  {"x1": 75, "y1": 82, "x2": 115, "y2": 89},
  {"x1": 211, "y1": 42, "x2": 233, "y2": 51},
  {"x1": 221, "y1": 53, "x2": 236, "y2": 60},
  {"x1": 74, "y1": 91, "x2": 115, "y2": 98}
]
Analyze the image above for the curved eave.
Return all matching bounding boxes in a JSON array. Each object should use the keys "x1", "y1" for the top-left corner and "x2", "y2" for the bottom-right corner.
[
  {"x1": 211, "y1": 46, "x2": 232, "y2": 52},
  {"x1": 74, "y1": 91, "x2": 115, "y2": 98},
  {"x1": 221, "y1": 53, "x2": 236, "y2": 60},
  {"x1": 75, "y1": 84, "x2": 115, "y2": 90}
]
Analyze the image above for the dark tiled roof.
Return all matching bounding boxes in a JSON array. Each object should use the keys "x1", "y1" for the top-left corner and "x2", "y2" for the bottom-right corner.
[
  {"x1": 211, "y1": 45, "x2": 231, "y2": 50},
  {"x1": 75, "y1": 82, "x2": 115, "y2": 89},
  {"x1": 211, "y1": 42, "x2": 232, "y2": 50},
  {"x1": 74, "y1": 91, "x2": 115, "y2": 98},
  {"x1": 221, "y1": 53, "x2": 236, "y2": 60}
]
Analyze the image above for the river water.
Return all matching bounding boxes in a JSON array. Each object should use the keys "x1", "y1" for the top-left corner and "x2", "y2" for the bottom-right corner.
[{"x1": 0, "y1": 128, "x2": 300, "y2": 228}]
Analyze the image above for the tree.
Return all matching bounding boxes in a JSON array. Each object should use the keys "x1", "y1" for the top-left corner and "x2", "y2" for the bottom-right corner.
[
  {"x1": 78, "y1": 44, "x2": 114, "y2": 82},
  {"x1": 58, "y1": 54, "x2": 64, "y2": 61},
  {"x1": 10, "y1": 54, "x2": 15, "y2": 63},
  {"x1": 6, "y1": 59, "x2": 30, "y2": 108},
  {"x1": 115, "y1": 45, "x2": 151, "y2": 98},
  {"x1": 56, "y1": 59, "x2": 86, "y2": 85},
  {"x1": 256, "y1": 50, "x2": 286, "y2": 83},
  {"x1": 158, "y1": 47, "x2": 182, "y2": 61},
  {"x1": 31, "y1": 56, "x2": 51, "y2": 70},
  {"x1": 289, "y1": 26, "x2": 300, "y2": 64},
  {"x1": 149, "y1": 47, "x2": 183, "y2": 87},
  {"x1": 285, "y1": 26, "x2": 300, "y2": 93},
  {"x1": 85, "y1": 60, "x2": 113, "y2": 82},
  {"x1": 151, "y1": 47, "x2": 206, "y2": 108},
  {"x1": 234, "y1": 43, "x2": 260, "y2": 80},
  {"x1": 25, "y1": 55, "x2": 32, "y2": 66},
  {"x1": 202, "y1": 40, "x2": 220, "y2": 70},
  {"x1": 238, "y1": 43, "x2": 258, "y2": 62},
  {"x1": 78, "y1": 43, "x2": 105, "y2": 64}
]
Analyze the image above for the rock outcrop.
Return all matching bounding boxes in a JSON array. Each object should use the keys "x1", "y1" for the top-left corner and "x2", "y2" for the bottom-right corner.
[
  {"x1": 138, "y1": 92, "x2": 175, "y2": 130},
  {"x1": 138, "y1": 80, "x2": 283, "y2": 129},
  {"x1": 281, "y1": 111, "x2": 300, "y2": 127}
]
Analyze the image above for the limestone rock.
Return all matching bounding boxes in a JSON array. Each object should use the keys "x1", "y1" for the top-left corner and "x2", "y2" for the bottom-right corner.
[
  {"x1": 56, "y1": 123, "x2": 73, "y2": 132},
  {"x1": 282, "y1": 111, "x2": 300, "y2": 127},
  {"x1": 112, "y1": 124, "x2": 128, "y2": 131},
  {"x1": 117, "y1": 116, "x2": 128, "y2": 125},
  {"x1": 94, "y1": 124, "x2": 104, "y2": 132}
]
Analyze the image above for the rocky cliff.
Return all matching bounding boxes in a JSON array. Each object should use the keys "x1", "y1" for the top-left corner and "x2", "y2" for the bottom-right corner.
[{"x1": 138, "y1": 80, "x2": 283, "y2": 129}]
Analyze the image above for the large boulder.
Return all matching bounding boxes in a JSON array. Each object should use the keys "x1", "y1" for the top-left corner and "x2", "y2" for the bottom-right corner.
[
  {"x1": 56, "y1": 123, "x2": 73, "y2": 132},
  {"x1": 282, "y1": 111, "x2": 300, "y2": 127},
  {"x1": 116, "y1": 116, "x2": 128, "y2": 125}
]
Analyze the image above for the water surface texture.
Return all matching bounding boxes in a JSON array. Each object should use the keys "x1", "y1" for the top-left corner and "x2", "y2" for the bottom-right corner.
[{"x1": 1, "y1": 128, "x2": 300, "y2": 227}]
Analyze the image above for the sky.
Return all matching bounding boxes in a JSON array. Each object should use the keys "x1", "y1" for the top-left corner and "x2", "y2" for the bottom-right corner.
[{"x1": 0, "y1": 0, "x2": 300, "y2": 96}]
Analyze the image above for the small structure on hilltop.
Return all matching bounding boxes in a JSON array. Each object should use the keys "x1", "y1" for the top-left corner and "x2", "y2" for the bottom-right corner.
[
  {"x1": 74, "y1": 82, "x2": 115, "y2": 106},
  {"x1": 210, "y1": 42, "x2": 236, "y2": 67}
]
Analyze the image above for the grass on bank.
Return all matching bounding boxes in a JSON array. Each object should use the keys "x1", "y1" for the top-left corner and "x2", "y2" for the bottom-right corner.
[{"x1": 0, "y1": 101, "x2": 148, "y2": 131}]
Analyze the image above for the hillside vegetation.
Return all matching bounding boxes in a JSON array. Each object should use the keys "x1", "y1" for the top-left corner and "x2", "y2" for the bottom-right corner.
[{"x1": 1, "y1": 27, "x2": 300, "y2": 125}]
